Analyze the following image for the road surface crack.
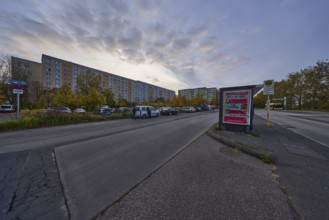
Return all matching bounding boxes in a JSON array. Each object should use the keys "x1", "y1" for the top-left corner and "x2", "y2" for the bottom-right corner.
[{"x1": 269, "y1": 165, "x2": 302, "y2": 220}]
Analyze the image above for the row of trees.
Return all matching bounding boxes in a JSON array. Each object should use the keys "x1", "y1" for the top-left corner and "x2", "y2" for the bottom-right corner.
[
  {"x1": 170, "y1": 92, "x2": 219, "y2": 107},
  {"x1": 44, "y1": 87, "x2": 114, "y2": 112},
  {"x1": 254, "y1": 60, "x2": 329, "y2": 110},
  {"x1": 24, "y1": 71, "x2": 117, "y2": 111}
]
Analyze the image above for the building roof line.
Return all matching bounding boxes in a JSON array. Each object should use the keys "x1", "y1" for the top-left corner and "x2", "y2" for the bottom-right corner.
[{"x1": 42, "y1": 54, "x2": 175, "y2": 93}]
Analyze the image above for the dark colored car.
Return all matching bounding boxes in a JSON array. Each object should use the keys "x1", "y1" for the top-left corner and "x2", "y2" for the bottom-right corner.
[
  {"x1": 161, "y1": 107, "x2": 178, "y2": 116},
  {"x1": 200, "y1": 104, "x2": 210, "y2": 111},
  {"x1": 98, "y1": 108, "x2": 112, "y2": 116}
]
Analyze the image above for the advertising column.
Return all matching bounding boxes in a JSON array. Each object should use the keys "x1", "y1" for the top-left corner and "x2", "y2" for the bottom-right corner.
[{"x1": 222, "y1": 90, "x2": 252, "y2": 126}]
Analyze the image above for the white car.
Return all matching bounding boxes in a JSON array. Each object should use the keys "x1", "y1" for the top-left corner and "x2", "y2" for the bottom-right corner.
[
  {"x1": 183, "y1": 106, "x2": 196, "y2": 113},
  {"x1": 134, "y1": 106, "x2": 160, "y2": 118},
  {"x1": 47, "y1": 107, "x2": 72, "y2": 113},
  {"x1": 74, "y1": 108, "x2": 86, "y2": 113}
]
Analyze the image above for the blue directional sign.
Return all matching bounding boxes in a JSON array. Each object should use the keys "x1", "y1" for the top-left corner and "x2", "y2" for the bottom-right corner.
[{"x1": 8, "y1": 79, "x2": 29, "y2": 86}]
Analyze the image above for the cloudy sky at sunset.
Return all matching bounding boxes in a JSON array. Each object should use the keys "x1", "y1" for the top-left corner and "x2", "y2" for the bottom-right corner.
[{"x1": 1, "y1": 0, "x2": 328, "y2": 92}]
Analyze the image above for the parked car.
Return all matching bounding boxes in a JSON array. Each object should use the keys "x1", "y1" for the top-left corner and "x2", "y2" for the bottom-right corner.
[
  {"x1": 98, "y1": 108, "x2": 112, "y2": 116},
  {"x1": 47, "y1": 107, "x2": 72, "y2": 113},
  {"x1": 134, "y1": 106, "x2": 160, "y2": 118},
  {"x1": 182, "y1": 106, "x2": 196, "y2": 113},
  {"x1": 199, "y1": 104, "x2": 209, "y2": 111},
  {"x1": 158, "y1": 107, "x2": 167, "y2": 115},
  {"x1": 118, "y1": 107, "x2": 131, "y2": 113},
  {"x1": 74, "y1": 108, "x2": 86, "y2": 113},
  {"x1": 0, "y1": 104, "x2": 15, "y2": 113},
  {"x1": 161, "y1": 107, "x2": 178, "y2": 116},
  {"x1": 194, "y1": 107, "x2": 202, "y2": 112},
  {"x1": 100, "y1": 105, "x2": 110, "y2": 110}
]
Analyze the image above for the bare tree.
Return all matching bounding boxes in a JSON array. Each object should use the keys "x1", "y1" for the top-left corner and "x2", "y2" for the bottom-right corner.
[{"x1": 0, "y1": 55, "x2": 32, "y2": 105}]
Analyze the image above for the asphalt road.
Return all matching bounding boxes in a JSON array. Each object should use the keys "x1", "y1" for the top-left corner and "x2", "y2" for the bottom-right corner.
[
  {"x1": 55, "y1": 112, "x2": 218, "y2": 220},
  {"x1": 0, "y1": 112, "x2": 215, "y2": 154},
  {"x1": 2, "y1": 110, "x2": 326, "y2": 219},
  {"x1": 1, "y1": 112, "x2": 219, "y2": 219},
  {"x1": 254, "y1": 110, "x2": 329, "y2": 220},
  {"x1": 255, "y1": 109, "x2": 329, "y2": 148}
]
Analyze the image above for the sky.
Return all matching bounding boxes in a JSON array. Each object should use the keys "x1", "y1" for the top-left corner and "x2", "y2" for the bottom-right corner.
[{"x1": 1, "y1": 0, "x2": 328, "y2": 92}]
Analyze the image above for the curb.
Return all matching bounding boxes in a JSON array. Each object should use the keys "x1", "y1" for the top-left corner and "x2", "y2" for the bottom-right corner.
[{"x1": 207, "y1": 128, "x2": 273, "y2": 164}]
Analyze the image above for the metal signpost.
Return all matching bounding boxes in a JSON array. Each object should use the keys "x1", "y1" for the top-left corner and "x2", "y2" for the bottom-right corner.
[{"x1": 263, "y1": 79, "x2": 274, "y2": 127}]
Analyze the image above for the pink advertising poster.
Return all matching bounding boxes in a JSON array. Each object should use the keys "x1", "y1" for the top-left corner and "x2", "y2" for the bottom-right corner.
[{"x1": 223, "y1": 90, "x2": 251, "y2": 125}]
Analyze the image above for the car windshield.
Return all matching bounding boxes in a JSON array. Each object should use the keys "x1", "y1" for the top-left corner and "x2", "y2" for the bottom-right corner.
[{"x1": 1, "y1": 105, "x2": 12, "y2": 109}]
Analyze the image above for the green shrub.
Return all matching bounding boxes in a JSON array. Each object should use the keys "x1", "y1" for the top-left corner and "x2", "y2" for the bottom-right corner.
[{"x1": 0, "y1": 111, "x2": 132, "y2": 132}]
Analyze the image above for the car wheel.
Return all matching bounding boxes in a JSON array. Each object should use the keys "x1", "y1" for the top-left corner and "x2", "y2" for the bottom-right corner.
[
  {"x1": 169, "y1": 112, "x2": 172, "y2": 116},
  {"x1": 156, "y1": 113, "x2": 160, "y2": 117},
  {"x1": 142, "y1": 114, "x2": 146, "y2": 119}
]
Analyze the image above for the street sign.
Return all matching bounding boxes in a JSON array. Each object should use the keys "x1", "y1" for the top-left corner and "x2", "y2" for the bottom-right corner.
[
  {"x1": 13, "y1": 89, "x2": 24, "y2": 94},
  {"x1": 8, "y1": 79, "x2": 28, "y2": 86},
  {"x1": 263, "y1": 79, "x2": 274, "y2": 95},
  {"x1": 7, "y1": 79, "x2": 28, "y2": 119}
]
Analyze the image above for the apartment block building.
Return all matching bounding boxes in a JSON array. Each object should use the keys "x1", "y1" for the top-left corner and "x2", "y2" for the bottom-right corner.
[
  {"x1": 178, "y1": 87, "x2": 217, "y2": 104},
  {"x1": 12, "y1": 54, "x2": 175, "y2": 104},
  {"x1": 11, "y1": 56, "x2": 42, "y2": 104}
]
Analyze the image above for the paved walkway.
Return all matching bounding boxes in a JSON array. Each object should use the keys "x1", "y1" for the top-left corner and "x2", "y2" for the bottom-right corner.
[{"x1": 99, "y1": 133, "x2": 294, "y2": 219}]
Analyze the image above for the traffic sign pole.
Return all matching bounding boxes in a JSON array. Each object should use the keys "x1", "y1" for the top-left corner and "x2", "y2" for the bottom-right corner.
[
  {"x1": 16, "y1": 93, "x2": 20, "y2": 119},
  {"x1": 8, "y1": 80, "x2": 27, "y2": 119},
  {"x1": 266, "y1": 95, "x2": 270, "y2": 127},
  {"x1": 263, "y1": 79, "x2": 274, "y2": 127}
]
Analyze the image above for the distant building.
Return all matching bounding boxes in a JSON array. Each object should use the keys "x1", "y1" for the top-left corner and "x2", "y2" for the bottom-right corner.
[
  {"x1": 12, "y1": 54, "x2": 175, "y2": 104},
  {"x1": 206, "y1": 87, "x2": 217, "y2": 104},
  {"x1": 178, "y1": 87, "x2": 217, "y2": 104},
  {"x1": 11, "y1": 56, "x2": 42, "y2": 104}
]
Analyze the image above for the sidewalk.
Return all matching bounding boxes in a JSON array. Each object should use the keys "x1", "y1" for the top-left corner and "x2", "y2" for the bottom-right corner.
[
  {"x1": 98, "y1": 123, "x2": 295, "y2": 219},
  {"x1": 210, "y1": 115, "x2": 329, "y2": 220}
]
